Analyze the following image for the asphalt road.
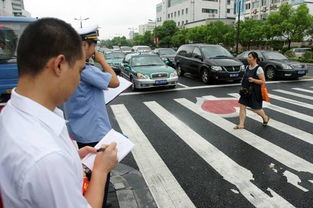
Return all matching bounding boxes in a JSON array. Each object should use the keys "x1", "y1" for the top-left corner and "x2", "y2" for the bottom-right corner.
[{"x1": 108, "y1": 76, "x2": 313, "y2": 208}]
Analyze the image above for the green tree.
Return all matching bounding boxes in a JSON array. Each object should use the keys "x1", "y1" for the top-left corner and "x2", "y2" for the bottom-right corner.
[
  {"x1": 154, "y1": 20, "x2": 178, "y2": 47},
  {"x1": 205, "y1": 21, "x2": 235, "y2": 47},
  {"x1": 267, "y1": 4, "x2": 312, "y2": 49},
  {"x1": 186, "y1": 25, "x2": 207, "y2": 43},
  {"x1": 238, "y1": 19, "x2": 265, "y2": 50},
  {"x1": 171, "y1": 29, "x2": 189, "y2": 47}
]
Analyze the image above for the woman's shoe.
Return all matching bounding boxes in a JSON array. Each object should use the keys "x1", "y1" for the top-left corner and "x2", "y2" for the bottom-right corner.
[
  {"x1": 263, "y1": 116, "x2": 270, "y2": 126},
  {"x1": 234, "y1": 125, "x2": 244, "y2": 130}
]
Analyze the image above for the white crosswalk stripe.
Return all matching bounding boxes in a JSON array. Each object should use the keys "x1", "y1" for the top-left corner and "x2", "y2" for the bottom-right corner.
[
  {"x1": 292, "y1": 88, "x2": 313, "y2": 94},
  {"x1": 109, "y1": 86, "x2": 313, "y2": 207},
  {"x1": 270, "y1": 93, "x2": 313, "y2": 109},
  {"x1": 175, "y1": 98, "x2": 313, "y2": 172},
  {"x1": 111, "y1": 104, "x2": 196, "y2": 208},
  {"x1": 229, "y1": 93, "x2": 313, "y2": 124},
  {"x1": 273, "y1": 89, "x2": 313, "y2": 101},
  {"x1": 144, "y1": 101, "x2": 295, "y2": 208}
]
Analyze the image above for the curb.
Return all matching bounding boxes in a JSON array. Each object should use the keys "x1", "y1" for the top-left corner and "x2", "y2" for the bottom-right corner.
[{"x1": 110, "y1": 164, "x2": 157, "y2": 208}]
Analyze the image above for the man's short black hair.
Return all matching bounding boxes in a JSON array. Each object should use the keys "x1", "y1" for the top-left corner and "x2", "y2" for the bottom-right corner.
[{"x1": 17, "y1": 18, "x2": 83, "y2": 77}]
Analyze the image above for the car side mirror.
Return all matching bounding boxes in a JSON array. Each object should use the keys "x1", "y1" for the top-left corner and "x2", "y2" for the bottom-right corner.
[
  {"x1": 259, "y1": 57, "x2": 264, "y2": 62},
  {"x1": 194, "y1": 55, "x2": 202, "y2": 61}
]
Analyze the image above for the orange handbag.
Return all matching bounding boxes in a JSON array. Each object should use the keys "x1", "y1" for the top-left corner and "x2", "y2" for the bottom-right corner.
[{"x1": 261, "y1": 85, "x2": 270, "y2": 102}]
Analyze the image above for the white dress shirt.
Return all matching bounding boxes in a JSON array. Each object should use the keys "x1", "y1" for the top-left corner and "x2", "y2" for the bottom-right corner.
[{"x1": 0, "y1": 89, "x2": 91, "y2": 208}]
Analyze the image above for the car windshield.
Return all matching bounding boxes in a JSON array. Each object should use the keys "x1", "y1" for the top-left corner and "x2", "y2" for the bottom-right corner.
[
  {"x1": 137, "y1": 46, "x2": 151, "y2": 51},
  {"x1": 105, "y1": 52, "x2": 124, "y2": 59},
  {"x1": 263, "y1": 52, "x2": 288, "y2": 60},
  {"x1": 121, "y1": 46, "x2": 131, "y2": 51},
  {"x1": 131, "y1": 56, "x2": 164, "y2": 67},
  {"x1": 0, "y1": 21, "x2": 29, "y2": 61},
  {"x1": 201, "y1": 45, "x2": 233, "y2": 58},
  {"x1": 159, "y1": 48, "x2": 176, "y2": 55}
]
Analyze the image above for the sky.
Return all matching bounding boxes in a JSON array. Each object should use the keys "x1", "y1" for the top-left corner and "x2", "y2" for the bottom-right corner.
[{"x1": 23, "y1": 0, "x2": 161, "y2": 40}]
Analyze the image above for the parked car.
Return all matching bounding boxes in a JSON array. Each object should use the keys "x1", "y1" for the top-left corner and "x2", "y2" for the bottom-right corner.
[
  {"x1": 120, "y1": 46, "x2": 132, "y2": 54},
  {"x1": 0, "y1": 17, "x2": 37, "y2": 98},
  {"x1": 104, "y1": 51, "x2": 125, "y2": 75},
  {"x1": 120, "y1": 53, "x2": 178, "y2": 90},
  {"x1": 175, "y1": 44, "x2": 245, "y2": 84},
  {"x1": 236, "y1": 50, "x2": 308, "y2": 80},
  {"x1": 112, "y1": 46, "x2": 120, "y2": 51},
  {"x1": 291, "y1": 48, "x2": 311, "y2": 58},
  {"x1": 153, "y1": 48, "x2": 176, "y2": 68},
  {"x1": 132, "y1": 45, "x2": 152, "y2": 53}
]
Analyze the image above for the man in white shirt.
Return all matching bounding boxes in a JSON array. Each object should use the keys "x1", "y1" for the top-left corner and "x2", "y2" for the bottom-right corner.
[{"x1": 0, "y1": 18, "x2": 118, "y2": 208}]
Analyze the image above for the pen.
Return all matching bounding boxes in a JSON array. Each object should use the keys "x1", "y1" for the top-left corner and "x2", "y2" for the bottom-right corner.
[{"x1": 97, "y1": 147, "x2": 106, "y2": 152}]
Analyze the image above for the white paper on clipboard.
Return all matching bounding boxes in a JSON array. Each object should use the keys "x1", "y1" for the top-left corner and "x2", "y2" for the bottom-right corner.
[
  {"x1": 104, "y1": 76, "x2": 132, "y2": 104},
  {"x1": 82, "y1": 129, "x2": 134, "y2": 170}
]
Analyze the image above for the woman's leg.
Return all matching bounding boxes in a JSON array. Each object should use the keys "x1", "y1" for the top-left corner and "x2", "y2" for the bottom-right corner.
[
  {"x1": 252, "y1": 109, "x2": 269, "y2": 123},
  {"x1": 234, "y1": 104, "x2": 246, "y2": 129}
]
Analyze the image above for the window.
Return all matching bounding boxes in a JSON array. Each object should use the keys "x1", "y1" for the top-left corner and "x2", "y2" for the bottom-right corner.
[
  {"x1": 192, "y1": 47, "x2": 202, "y2": 58},
  {"x1": 178, "y1": 10, "x2": 180, "y2": 16},
  {"x1": 171, "y1": 13, "x2": 173, "y2": 18},
  {"x1": 174, "y1": 12, "x2": 177, "y2": 17},
  {"x1": 272, "y1": 0, "x2": 280, "y2": 3},
  {"x1": 168, "y1": 14, "x2": 170, "y2": 18},
  {"x1": 252, "y1": 1, "x2": 259, "y2": 8},
  {"x1": 227, "y1": 9, "x2": 230, "y2": 13},
  {"x1": 245, "y1": 3, "x2": 251, "y2": 9},
  {"x1": 202, "y1": 8, "x2": 218, "y2": 14},
  {"x1": 186, "y1": 20, "x2": 188, "y2": 23},
  {"x1": 261, "y1": 0, "x2": 267, "y2": 6},
  {"x1": 182, "y1": 21, "x2": 184, "y2": 25},
  {"x1": 186, "y1": 8, "x2": 188, "y2": 14},
  {"x1": 227, "y1": 0, "x2": 231, "y2": 4},
  {"x1": 178, "y1": 22, "x2": 180, "y2": 26},
  {"x1": 182, "y1": 9, "x2": 184, "y2": 15}
]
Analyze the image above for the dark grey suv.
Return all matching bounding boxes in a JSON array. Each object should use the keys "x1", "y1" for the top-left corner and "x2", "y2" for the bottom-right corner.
[{"x1": 175, "y1": 44, "x2": 245, "y2": 83}]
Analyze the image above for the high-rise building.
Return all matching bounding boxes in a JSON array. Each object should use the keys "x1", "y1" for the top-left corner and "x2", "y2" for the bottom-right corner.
[
  {"x1": 0, "y1": 0, "x2": 30, "y2": 17},
  {"x1": 235, "y1": 0, "x2": 313, "y2": 20},
  {"x1": 156, "y1": 0, "x2": 236, "y2": 28},
  {"x1": 139, "y1": 21, "x2": 156, "y2": 35}
]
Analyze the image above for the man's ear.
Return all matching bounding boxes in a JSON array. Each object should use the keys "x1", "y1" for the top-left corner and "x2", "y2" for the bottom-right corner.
[{"x1": 51, "y1": 55, "x2": 66, "y2": 77}]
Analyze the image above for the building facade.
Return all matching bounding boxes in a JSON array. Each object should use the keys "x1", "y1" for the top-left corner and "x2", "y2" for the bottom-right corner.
[
  {"x1": 156, "y1": 0, "x2": 236, "y2": 28},
  {"x1": 139, "y1": 21, "x2": 156, "y2": 35},
  {"x1": 236, "y1": 0, "x2": 313, "y2": 20},
  {"x1": 0, "y1": 0, "x2": 30, "y2": 17}
]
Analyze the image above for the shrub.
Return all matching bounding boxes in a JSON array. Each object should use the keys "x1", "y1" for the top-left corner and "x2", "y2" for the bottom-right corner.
[
  {"x1": 284, "y1": 50, "x2": 296, "y2": 58},
  {"x1": 303, "y1": 51, "x2": 313, "y2": 59}
]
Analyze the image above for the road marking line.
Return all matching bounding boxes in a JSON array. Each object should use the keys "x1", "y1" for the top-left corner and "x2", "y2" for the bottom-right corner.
[
  {"x1": 246, "y1": 110, "x2": 313, "y2": 145},
  {"x1": 283, "y1": 171, "x2": 309, "y2": 192},
  {"x1": 177, "y1": 83, "x2": 189, "y2": 88},
  {"x1": 145, "y1": 101, "x2": 295, "y2": 208},
  {"x1": 228, "y1": 93, "x2": 313, "y2": 124},
  {"x1": 118, "y1": 79, "x2": 313, "y2": 96},
  {"x1": 110, "y1": 104, "x2": 195, "y2": 208},
  {"x1": 175, "y1": 98, "x2": 313, "y2": 174},
  {"x1": 270, "y1": 94, "x2": 313, "y2": 109},
  {"x1": 273, "y1": 89, "x2": 313, "y2": 101},
  {"x1": 292, "y1": 88, "x2": 313, "y2": 94}
]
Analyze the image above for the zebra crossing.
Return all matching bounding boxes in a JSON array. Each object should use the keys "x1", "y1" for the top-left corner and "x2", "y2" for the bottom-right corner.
[{"x1": 109, "y1": 86, "x2": 313, "y2": 208}]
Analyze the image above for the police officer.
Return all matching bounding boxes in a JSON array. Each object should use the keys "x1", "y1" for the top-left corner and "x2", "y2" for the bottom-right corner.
[{"x1": 64, "y1": 25, "x2": 120, "y2": 207}]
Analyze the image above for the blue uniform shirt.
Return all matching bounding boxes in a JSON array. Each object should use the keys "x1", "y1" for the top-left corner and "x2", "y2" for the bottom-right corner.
[{"x1": 64, "y1": 64, "x2": 112, "y2": 144}]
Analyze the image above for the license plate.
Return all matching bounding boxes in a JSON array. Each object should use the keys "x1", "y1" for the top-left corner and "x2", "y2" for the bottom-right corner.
[
  {"x1": 155, "y1": 80, "x2": 168, "y2": 85},
  {"x1": 230, "y1": 73, "x2": 239, "y2": 78},
  {"x1": 297, "y1": 70, "x2": 305, "y2": 74}
]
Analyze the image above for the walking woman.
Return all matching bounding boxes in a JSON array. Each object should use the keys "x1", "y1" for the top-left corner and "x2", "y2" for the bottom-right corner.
[{"x1": 234, "y1": 51, "x2": 269, "y2": 129}]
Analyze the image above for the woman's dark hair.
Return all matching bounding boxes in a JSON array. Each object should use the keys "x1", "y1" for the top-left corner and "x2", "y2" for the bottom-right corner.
[
  {"x1": 17, "y1": 18, "x2": 83, "y2": 77},
  {"x1": 248, "y1": 51, "x2": 261, "y2": 64}
]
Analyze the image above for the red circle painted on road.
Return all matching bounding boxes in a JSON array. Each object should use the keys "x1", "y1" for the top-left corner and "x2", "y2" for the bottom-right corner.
[{"x1": 201, "y1": 100, "x2": 240, "y2": 114}]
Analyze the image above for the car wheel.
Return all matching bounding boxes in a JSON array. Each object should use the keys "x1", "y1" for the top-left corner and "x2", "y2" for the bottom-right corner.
[
  {"x1": 265, "y1": 66, "x2": 276, "y2": 81},
  {"x1": 176, "y1": 64, "x2": 185, "y2": 77},
  {"x1": 131, "y1": 77, "x2": 137, "y2": 91},
  {"x1": 201, "y1": 68, "x2": 210, "y2": 84}
]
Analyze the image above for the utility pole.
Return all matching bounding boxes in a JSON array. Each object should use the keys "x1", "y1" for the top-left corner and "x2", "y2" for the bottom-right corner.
[
  {"x1": 74, "y1": 17, "x2": 89, "y2": 28},
  {"x1": 236, "y1": 0, "x2": 241, "y2": 55}
]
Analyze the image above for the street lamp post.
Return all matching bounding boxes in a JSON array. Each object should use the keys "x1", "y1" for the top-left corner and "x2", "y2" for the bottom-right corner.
[
  {"x1": 74, "y1": 17, "x2": 90, "y2": 28},
  {"x1": 236, "y1": 0, "x2": 241, "y2": 55}
]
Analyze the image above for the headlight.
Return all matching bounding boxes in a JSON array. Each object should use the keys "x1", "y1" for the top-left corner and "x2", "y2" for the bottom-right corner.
[
  {"x1": 137, "y1": 73, "x2": 149, "y2": 79},
  {"x1": 281, "y1": 64, "x2": 293, "y2": 69},
  {"x1": 161, "y1": 57, "x2": 168, "y2": 61},
  {"x1": 240, "y1": 65, "x2": 246, "y2": 71},
  {"x1": 211, "y1": 66, "x2": 223, "y2": 71},
  {"x1": 170, "y1": 71, "x2": 178, "y2": 78}
]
